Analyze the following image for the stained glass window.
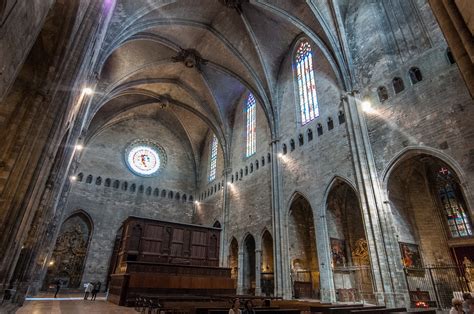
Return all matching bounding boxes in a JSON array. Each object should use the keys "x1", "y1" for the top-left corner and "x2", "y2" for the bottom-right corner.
[
  {"x1": 295, "y1": 40, "x2": 319, "y2": 125},
  {"x1": 246, "y1": 93, "x2": 256, "y2": 157},
  {"x1": 436, "y1": 167, "x2": 472, "y2": 238},
  {"x1": 208, "y1": 134, "x2": 218, "y2": 182}
]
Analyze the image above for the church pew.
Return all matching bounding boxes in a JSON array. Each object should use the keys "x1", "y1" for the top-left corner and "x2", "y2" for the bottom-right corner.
[
  {"x1": 326, "y1": 306, "x2": 385, "y2": 314},
  {"x1": 350, "y1": 308, "x2": 406, "y2": 314},
  {"x1": 208, "y1": 309, "x2": 300, "y2": 314},
  {"x1": 309, "y1": 304, "x2": 365, "y2": 313}
]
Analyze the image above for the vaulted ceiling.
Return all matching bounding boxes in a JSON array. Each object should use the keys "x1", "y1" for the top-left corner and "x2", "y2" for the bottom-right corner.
[{"x1": 85, "y1": 0, "x2": 346, "y2": 170}]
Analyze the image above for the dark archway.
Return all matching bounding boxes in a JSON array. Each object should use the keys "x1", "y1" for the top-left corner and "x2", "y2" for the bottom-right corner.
[
  {"x1": 326, "y1": 180, "x2": 374, "y2": 303},
  {"x1": 243, "y1": 234, "x2": 256, "y2": 295},
  {"x1": 261, "y1": 230, "x2": 274, "y2": 296},
  {"x1": 288, "y1": 194, "x2": 319, "y2": 299},
  {"x1": 43, "y1": 211, "x2": 92, "y2": 289}
]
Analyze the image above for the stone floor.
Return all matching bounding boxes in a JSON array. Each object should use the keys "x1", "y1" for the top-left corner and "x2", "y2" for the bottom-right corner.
[{"x1": 13, "y1": 293, "x2": 135, "y2": 314}]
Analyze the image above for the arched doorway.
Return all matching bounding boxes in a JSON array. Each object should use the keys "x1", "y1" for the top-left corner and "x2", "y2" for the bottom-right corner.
[
  {"x1": 43, "y1": 212, "x2": 92, "y2": 289},
  {"x1": 326, "y1": 180, "x2": 374, "y2": 303},
  {"x1": 261, "y1": 230, "x2": 274, "y2": 296},
  {"x1": 229, "y1": 237, "x2": 238, "y2": 289},
  {"x1": 243, "y1": 234, "x2": 256, "y2": 295},
  {"x1": 387, "y1": 153, "x2": 473, "y2": 308},
  {"x1": 288, "y1": 194, "x2": 319, "y2": 299}
]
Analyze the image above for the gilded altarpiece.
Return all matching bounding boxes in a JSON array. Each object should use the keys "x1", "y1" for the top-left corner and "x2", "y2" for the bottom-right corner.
[{"x1": 44, "y1": 214, "x2": 91, "y2": 289}]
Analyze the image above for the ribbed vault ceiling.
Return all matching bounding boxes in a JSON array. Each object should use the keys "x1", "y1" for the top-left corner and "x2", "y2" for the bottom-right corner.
[{"x1": 86, "y1": 0, "x2": 344, "y2": 170}]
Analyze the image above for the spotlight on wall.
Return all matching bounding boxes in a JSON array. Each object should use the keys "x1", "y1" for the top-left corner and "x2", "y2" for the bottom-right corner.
[
  {"x1": 278, "y1": 153, "x2": 283, "y2": 158},
  {"x1": 83, "y1": 87, "x2": 94, "y2": 95},
  {"x1": 361, "y1": 100, "x2": 373, "y2": 113},
  {"x1": 48, "y1": 260, "x2": 54, "y2": 266},
  {"x1": 227, "y1": 182, "x2": 232, "y2": 186},
  {"x1": 70, "y1": 176, "x2": 77, "y2": 181},
  {"x1": 194, "y1": 201, "x2": 199, "y2": 205},
  {"x1": 75, "y1": 144, "x2": 83, "y2": 151}
]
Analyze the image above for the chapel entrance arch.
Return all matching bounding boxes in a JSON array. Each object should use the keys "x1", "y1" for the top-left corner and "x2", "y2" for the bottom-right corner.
[
  {"x1": 243, "y1": 234, "x2": 256, "y2": 295},
  {"x1": 43, "y1": 211, "x2": 93, "y2": 289},
  {"x1": 386, "y1": 153, "x2": 474, "y2": 307},
  {"x1": 288, "y1": 194, "x2": 319, "y2": 299},
  {"x1": 326, "y1": 180, "x2": 375, "y2": 303},
  {"x1": 261, "y1": 230, "x2": 274, "y2": 296}
]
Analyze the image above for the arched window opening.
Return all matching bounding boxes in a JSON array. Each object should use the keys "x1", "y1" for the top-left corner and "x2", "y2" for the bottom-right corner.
[
  {"x1": 146, "y1": 187, "x2": 152, "y2": 195},
  {"x1": 435, "y1": 167, "x2": 472, "y2": 238},
  {"x1": 86, "y1": 175, "x2": 93, "y2": 184},
  {"x1": 261, "y1": 157, "x2": 265, "y2": 167},
  {"x1": 290, "y1": 139, "x2": 295, "y2": 152},
  {"x1": 161, "y1": 189, "x2": 166, "y2": 197},
  {"x1": 250, "y1": 163, "x2": 254, "y2": 173},
  {"x1": 77, "y1": 173, "x2": 83, "y2": 182},
  {"x1": 317, "y1": 123, "x2": 323, "y2": 136},
  {"x1": 189, "y1": 195, "x2": 193, "y2": 202},
  {"x1": 113, "y1": 180, "x2": 120, "y2": 189},
  {"x1": 377, "y1": 86, "x2": 389, "y2": 102},
  {"x1": 175, "y1": 192, "x2": 180, "y2": 200},
  {"x1": 298, "y1": 134, "x2": 304, "y2": 146},
  {"x1": 122, "y1": 181, "x2": 128, "y2": 191},
  {"x1": 154, "y1": 188, "x2": 159, "y2": 196},
  {"x1": 307, "y1": 129, "x2": 313, "y2": 142},
  {"x1": 168, "y1": 191, "x2": 173, "y2": 199},
  {"x1": 182, "y1": 194, "x2": 187, "y2": 202},
  {"x1": 231, "y1": 175, "x2": 234, "y2": 183},
  {"x1": 209, "y1": 134, "x2": 218, "y2": 182},
  {"x1": 138, "y1": 185, "x2": 144, "y2": 194},
  {"x1": 255, "y1": 160, "x2": 259, "y2": 170},
  {"x1": 393, "y1": 77, "x2": 405, "y2": 94},
  {"x1": 267, "y1": 153, "x2": 271, "y2": 163},
  {"x1": 130, "y1": 183, "x2": 136, "y2": 192},
  {"x1": 218, "y1": 183, "x2": 221, "y2": 190},
  {"x1": 327, "y1": 117, "x2": 334, "y2": 130},
  {"x1": 246, "y1": 93, "x2": 257, "y2": 157},
  {"x1": 235, "y1": 172, "x2": 239, "y2": 181},
  {"x1": 338, "y1": 111, "x2": 345, "y2": 124},
  {"x1": 95, "y1": 176, "x2": 102, "y2": 186},
  {"x1": 245, "y1": 166, "x2": 248, "y2": 176},
  {"x1": 283, "y1": 144, "x2": 287, "y2": 155},
  {"x1": 105, "y1": 178, "x2": 111, "y2": 187},
  {"x1": 295, "y1": 40, "x2": 319, "y2": 125},
  {"x1": 240, "y1": 169, "x2": 243, "y2": 179},
  {"x1": 446, "y1": 48, "x2": 455, "y2": 64},
  {"x1": 409, "y1": 67, "x2": 422, "y2": 84}
]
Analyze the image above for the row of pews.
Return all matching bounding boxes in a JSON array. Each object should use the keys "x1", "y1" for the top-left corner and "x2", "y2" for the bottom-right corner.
[{"x1": 131, "y1": 295, "x2": 437, "y2": 314}]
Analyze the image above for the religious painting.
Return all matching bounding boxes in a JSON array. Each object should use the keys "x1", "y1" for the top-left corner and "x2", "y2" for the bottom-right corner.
[
  {"x1": 330, "y1": 238, "x2": 347, "y2": 267},
  {"x1": 399, "y1": 242, "x2": 423, "y2": 269}
]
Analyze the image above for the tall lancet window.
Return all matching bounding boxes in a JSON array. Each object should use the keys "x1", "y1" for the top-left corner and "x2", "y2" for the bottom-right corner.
[
  {"x1": 295, "y1": 40, "x2": 319, "y2": 125},
  {"x1": 246, "y1": 93, "x2": 256, "y2": 157},
  {"x1": 208, "y1": 134, "x2": 218, "y2": 182},
  {"x1": 436, "y1": 167, "x2": 472, "y2": 238}
]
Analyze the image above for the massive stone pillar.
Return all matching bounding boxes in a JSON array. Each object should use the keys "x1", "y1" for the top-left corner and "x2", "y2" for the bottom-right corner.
[
  {"x1": 220, "y1": 167, "x2": 232, "y2": 267},
  {"x1": 237, "y1": 249, "x2": 244, "y2": 295},
  {"x1": 342, "y1": 93, "x2": 407, "y2": 307},
  {"x1": 270, "y1": 140, "x2": 292, "y2": 298},
  {"x1": 255, "y1": 248, "x2": 262, "y2": 296}
]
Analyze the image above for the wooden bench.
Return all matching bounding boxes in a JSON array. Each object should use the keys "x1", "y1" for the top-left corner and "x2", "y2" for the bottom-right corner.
[
  {"x1": 326, "y1": 306, "x2": 385, "y2": 314},
  {"x1": 350, "y1": 308, "x2": 406, "y2": 314},
  {"x1": 208, "y1": 310, "x2": 300, "y2": 314}
]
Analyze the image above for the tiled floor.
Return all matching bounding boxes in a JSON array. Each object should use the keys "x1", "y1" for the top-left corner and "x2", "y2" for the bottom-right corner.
[{"x1": 15, "y1": 293, "x2": 135, "y2": 314}]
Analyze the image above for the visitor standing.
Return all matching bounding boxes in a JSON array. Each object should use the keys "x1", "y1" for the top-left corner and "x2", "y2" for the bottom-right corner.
[
  {"x1": 229, "y1": 298, "x2": 241, "y2": 314},
  {"x1": 91, "y1": 281, "x2": 101, "y2": 300},
  {"x1": 243, "y1": 300, "x2": 256, "y2": 314},
  {"x1": 450, "y1": 298, "x2": 464, "y2": 314},
  {"x1": 84, "y1": 282, "x2": 93, "y2": 300},
  {"x1": 54, "y1": 280, "x2": 61, "y2": 298}
]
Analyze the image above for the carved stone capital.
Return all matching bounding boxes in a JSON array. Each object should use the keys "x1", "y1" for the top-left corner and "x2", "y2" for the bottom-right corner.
[{"x1": 172, "y1": 48, "x2": 207, "y2": 72}]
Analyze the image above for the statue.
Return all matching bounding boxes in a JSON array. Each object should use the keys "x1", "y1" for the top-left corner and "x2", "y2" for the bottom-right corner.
[{"x1": 463, "y1": 256, "x2": 474, "y2": 291}]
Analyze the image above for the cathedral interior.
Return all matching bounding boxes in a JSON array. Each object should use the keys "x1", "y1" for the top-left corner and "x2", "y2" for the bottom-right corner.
[{"x1": 0, "y1": 0, "x2": 473, "y2": 313}]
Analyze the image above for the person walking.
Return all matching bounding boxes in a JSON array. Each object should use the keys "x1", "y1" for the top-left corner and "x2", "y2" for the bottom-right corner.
[
  {"x1": 54, "y1": 280, "x2": 61, "y2": 298},
  {"x1": 84, "y1": 282, "x2": 93, "y2": 300},
  {"x1": 91, "y1": 281, "x2": 101, "y2": 300},
  {"x1": 229, "y1": 298, "x2": 241, "y2": 314}
]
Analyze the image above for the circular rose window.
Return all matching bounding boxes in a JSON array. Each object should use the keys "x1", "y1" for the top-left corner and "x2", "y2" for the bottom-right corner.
[{"x1": 125, "y1": 140, "x2": 166, "y2": 177}]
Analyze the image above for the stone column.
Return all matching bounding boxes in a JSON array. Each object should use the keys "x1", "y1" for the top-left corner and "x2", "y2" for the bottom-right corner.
[
  {"x1": 342, "y1": 93, "x2": 407, "y2": 306},
  {"x1": 315, "y1": 209, "x2": 337, "y2": 302},
  {"x1": 255, "y1": 249, "x2": 262, "y2": 296},
  {"x1": 237, "y1": 249, "x2": 244, "y2": 295},
  {"x1": 220, "y1": 167, "x2": 232, "y2": 267}
]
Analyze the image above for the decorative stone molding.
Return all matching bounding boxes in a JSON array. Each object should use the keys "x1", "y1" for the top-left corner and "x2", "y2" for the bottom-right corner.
[{"x1": 172, "y1": 48, "x2": 207, "y2": 72}]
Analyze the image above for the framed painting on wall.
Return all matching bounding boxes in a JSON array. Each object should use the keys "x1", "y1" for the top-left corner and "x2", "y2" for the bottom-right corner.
[
  {"x1": 399, "y1": 242, "x2": 423, "y2": 269},
  {"x1": 330, "y1": 238, "x2": 347, "y2": 267}
]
